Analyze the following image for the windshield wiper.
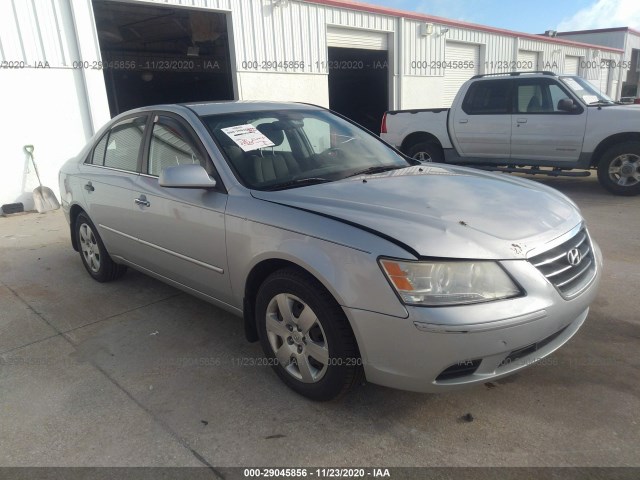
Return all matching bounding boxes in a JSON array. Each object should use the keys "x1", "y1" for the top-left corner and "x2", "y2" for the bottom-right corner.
[
  {"x1": 264, "y1": 177, "x2": 331, "y2": 191},
  {"x1": 344, "y1": 165, "x2": 405, "y2": 179},
  {"x1": 588, "y1": 100, "x2": 614, "y2": 106}
]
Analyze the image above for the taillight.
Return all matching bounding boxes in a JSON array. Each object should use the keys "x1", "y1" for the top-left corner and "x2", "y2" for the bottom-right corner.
[
  {"x1": 634, "y1": 98, "x2": 640, "y2": 105},
  {"x1": 380, "y1": 112, "x2": 387, "y2": 134}
]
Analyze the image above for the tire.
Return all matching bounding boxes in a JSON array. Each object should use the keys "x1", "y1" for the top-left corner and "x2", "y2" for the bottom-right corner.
[
  {"x1": 75, "y1": 212, "x2": 127, "y2": 282},
  {"x1": 406, "y1": 141, "x2": 443, "y2": 163},
  {"x1": 596, "y1": 141, "x2": 640, "y2": 196},
  {"x1": 256, "y1": 268, "x2": 363, "y2": 401}
]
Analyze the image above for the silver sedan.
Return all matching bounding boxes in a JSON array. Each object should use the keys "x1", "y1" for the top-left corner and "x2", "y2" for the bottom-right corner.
[{"x1": 59, "y1": 102, "x2": 602, "y2": 400}]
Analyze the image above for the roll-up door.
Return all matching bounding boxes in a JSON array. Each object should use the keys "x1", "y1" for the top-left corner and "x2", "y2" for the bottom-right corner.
[
  {"x1": 517, "y1": 50, "x2": 539, "y2": 71},
  {"x1": 564, "y1": 56, "x2": 581, "y2": 75},
  {"x1": 444, "y1": 42, "x2": 480, "y2": 106},
  {"x1": 327, "y1": 27, "x2": 388, "y2": 50}
]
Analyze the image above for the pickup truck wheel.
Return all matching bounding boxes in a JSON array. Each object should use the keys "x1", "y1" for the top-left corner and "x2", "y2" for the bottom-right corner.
[
  {"x1": 256, "y1": 268, "x2": 363, "y2": 401},
  {"x1": 75, "y1": 213, "x2": 127, "y2": 282},
  {"x1": 597, "y1": 141, "x2": 640, "y2": 196},
  {"x1": 406, "y1": 141, "x2": 443, "y2": 163}
]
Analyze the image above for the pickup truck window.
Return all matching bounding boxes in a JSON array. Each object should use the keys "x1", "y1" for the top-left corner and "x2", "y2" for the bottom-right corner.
[
  {"x1": 462, "y1": 80, "x2": 511, "y2": 115},
  {"x1": 515, "y1": 79, "x2": 578, "y2": 114}
]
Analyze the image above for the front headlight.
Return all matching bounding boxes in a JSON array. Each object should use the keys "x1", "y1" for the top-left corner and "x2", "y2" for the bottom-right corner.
[{"x1": 379, "y1": 259, "x2": 521, "y2": 306}]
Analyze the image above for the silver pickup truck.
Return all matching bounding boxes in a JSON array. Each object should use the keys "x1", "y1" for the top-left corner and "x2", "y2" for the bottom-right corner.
[{"x1": 381, "y1": 71, "x2": 640, "y2": 195}]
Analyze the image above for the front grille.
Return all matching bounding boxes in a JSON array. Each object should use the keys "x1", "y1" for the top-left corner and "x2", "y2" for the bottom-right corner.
[
  {"x1": 529, "y1": 228, "x2": 596, "y2": 298},
  {"x1": 436, "y1": 359, "x2": 481, "y2": 381}
]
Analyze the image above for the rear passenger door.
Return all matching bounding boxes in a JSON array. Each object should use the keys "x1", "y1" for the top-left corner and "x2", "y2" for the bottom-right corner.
[
  {"x1": 451, "y1": 79, "x2": 512, "y2": 159},
  {"x1": 510, "y1": 78, "x2": 587, "y2": 163},
  {"x1": 130, "y1": 113, "x2": 232, "y2": 304},
  {"x1": 80, "y1": 114, "x2": 149, "y2": 258}
]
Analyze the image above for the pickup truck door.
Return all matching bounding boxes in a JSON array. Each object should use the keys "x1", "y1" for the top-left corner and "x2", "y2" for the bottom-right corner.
[
  {"x1": 451, "y1": 79, "x2": 512, "y2": 159},
  {"x1": 510, "y1": 78, "x2": 587, "y2": 163}
]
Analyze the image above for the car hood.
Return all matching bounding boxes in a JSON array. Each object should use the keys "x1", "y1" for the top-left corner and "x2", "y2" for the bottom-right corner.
[{"x1": 251, "y1": 165, "x2": 583, "y2": 260}]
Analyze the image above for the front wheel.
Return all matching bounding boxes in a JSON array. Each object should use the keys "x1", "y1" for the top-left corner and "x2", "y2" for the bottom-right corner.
[
  {"x1": 406, "y1": 141, "x2": 443, "y2": 163},
  {"x1": 596, "y1": 141, "x2": 640, "y2": 196},
  {"x1": 256, "y1": 268, "x2": 363, "y2": 401}
]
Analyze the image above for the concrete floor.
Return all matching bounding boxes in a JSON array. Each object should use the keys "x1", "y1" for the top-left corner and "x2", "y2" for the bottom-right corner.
[{"x1": 0, "y1": 174, "x2": 638, "y2": 468}]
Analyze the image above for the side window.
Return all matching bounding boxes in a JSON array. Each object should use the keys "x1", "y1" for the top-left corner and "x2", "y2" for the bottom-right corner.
[
  {"x1": 462, "y1": 80, "x2": 511, "y2": 115},
  {"x1": 90, "y1": 133, "x2": 108, "y2": 165},
  {"x1": 549, "y1": 84, "x2": 572, "y2": 112},
  {"x1": 148, "y1": 116, "x2": 205, "y2": 176},
  {"x1": 517, "y1": 84, "x2": 544, "y2": 113},
  {"x1": 515, "y1": 80, "x2": 575, "y2": 113},
  {"x1": 104, "y1": 116, "x2": 147, "y2": 172}
]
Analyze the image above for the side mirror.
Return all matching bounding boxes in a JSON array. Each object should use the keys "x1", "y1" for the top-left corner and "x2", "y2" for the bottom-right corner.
[
  {"x1": 557, "y1": 98, "x2": 577, "y2": 112},
  {"x1": 159, "y1": 164, "x2": 217, "y2": 189}
]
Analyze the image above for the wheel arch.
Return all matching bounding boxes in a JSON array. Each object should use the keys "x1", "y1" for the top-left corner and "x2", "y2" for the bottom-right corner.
[
  {"x1": 591, "y1": 132, "x2": 640, "y2": 167},
  {"x1": 400, "y1": 131, "x2": 443, "y2": 155},
  {"x1": 68, "y1": 203, "x2": 87, "y2": 252},
  {"x1": 242, "y1": 256, "x2": 351, "y2": 344}
]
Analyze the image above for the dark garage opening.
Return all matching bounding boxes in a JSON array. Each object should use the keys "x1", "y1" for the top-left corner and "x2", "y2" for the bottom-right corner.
[
  {"x1": 92, "y1": 0, "x2": 234, "y2": 117},
  {"x1": 328, "y1": 47, "x2": 389, "y2": 134}
]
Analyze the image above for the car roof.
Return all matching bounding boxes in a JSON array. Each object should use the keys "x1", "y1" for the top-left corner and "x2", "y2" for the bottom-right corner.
[
  {"x1": 129, "y1": 101, "x2": 325, "y2": 117},
  {"x1": 472, "y1": 71, "x2": 562, "y2": 81}
]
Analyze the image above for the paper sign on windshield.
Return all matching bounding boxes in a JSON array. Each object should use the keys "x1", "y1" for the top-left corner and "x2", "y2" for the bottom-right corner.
[{"x1": 221, "y1": 124, "x2": 275, "y2": 152}]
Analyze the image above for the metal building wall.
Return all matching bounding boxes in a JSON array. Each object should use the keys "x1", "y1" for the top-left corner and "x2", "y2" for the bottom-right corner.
[
  {"x1": 0, "y1": 0, "x2": 628, "y2": 207},
  {"x1": 0, "y1": 0, "x2": 110, "y2": 210},
  {"x1": 556, "y1": 30, "x2": 633, "y2": 99}
]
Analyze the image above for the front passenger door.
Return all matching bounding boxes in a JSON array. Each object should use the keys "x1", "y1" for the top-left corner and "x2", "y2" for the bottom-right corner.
[
  {"x1": 510, "y1": 78, "x2": 587, "y2": 163},
  {"x1": 130, "y1": 113, "x2": 232, "y2": 304}
]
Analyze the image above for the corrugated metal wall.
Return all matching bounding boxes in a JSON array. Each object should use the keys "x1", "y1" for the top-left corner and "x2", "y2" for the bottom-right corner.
[
  {"x1": 0, "y1": 0, "x2": 70, "y2": 66},
  {"x1": 0, "y1": 0, "x2": 627, "y2": 96}
]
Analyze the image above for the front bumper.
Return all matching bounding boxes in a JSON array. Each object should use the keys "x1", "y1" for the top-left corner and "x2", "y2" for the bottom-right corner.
[{"x1": 344, "y1": 241, "x2": 603, "y2": 393}]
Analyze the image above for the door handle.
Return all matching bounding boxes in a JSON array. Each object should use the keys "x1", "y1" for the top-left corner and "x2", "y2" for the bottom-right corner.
[
  {"x1": 459, "y1": 119, "x2": 469, "y2": 124},
  {"x1": 84, "y1": 182, "x2": 94, "y2": 192},
  {"x1": 134, "y1": 196, "x2": 150, "y2": 207},
  {"x1": 517, "y1": 118, "x2": 528, "y2": 124}
]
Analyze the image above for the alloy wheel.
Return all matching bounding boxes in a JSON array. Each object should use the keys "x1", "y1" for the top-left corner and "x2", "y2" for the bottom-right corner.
[
  {"x1": 79, "y1": 223, "x2": 101, "y2": 273},
  {"x1": 608, "y1": 154, "x2": 640, "y2": 187},
  {"x1": 265, "y1": 293, "x2": 329, "y2": 383}
]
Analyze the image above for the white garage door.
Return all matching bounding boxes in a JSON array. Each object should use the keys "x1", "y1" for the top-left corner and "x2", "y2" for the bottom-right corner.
[
  {"x1": 610, "y1": 79, "x2": 619, "y2": 100},
  {"x1": 327, "y1": 27, "x2": 388, "y2": 50},
  {"x1": 517, "y1": 50, "x2": 539, "y2": 71},
  {"x1": 444, "y1": 42, "x2": 480, "y2": 106},
  {"x1": 564, "y1": 56, "x2": 581, "y2": 75}
]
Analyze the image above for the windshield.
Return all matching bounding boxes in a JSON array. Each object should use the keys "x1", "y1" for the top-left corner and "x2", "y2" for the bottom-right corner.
[
  {"x1": 559, "y1": 76, "x2": 614, "y2": 105},
  {"x1": 201, "y1": 109, "x2": 409, "y2": 190}
]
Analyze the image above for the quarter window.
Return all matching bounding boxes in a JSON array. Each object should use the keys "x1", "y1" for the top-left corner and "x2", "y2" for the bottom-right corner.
[
  {"x1": 90, "y1": 133, "x2": 108, "y2": 165},
  {"x1": 103, "y1": 116, "x2": 147, "y2": 172},
  {"x1": 148, "y1": 116, "x2": 204, "y2": 176}
]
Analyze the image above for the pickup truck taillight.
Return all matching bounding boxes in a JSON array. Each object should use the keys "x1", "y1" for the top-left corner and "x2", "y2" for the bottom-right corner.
[
  {"x1": 634, "y1": 98, "x2": 640, "y2": 105},
  {"x1": 380, "y1": 113, "x2": 387, "y2": 134}
]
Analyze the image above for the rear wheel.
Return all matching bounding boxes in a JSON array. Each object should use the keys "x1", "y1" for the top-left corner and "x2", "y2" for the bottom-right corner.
[
  {"x1": 406, "y1": 141, "x2": 443, "y2": 163},
  {"x1": 596, "y1": 141, "x2": 640, "y2": 196},
  {"x1": 75, "y1": 213, "x2": 127, "y2": 282},
  {"x1": 256, "y1": 268, "x2": 363, "y2": 401}
]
